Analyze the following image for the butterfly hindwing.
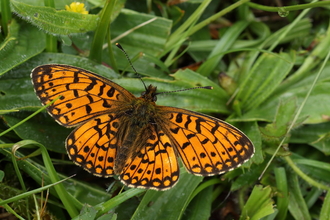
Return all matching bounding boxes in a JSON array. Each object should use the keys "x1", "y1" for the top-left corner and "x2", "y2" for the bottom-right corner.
[
  {"x1": 31, "y1": 64, "x2": 135, "y2": 127},
  {"x1": 120, "y1": 126, "x2": 180, "y2": 190},
  {"x1": 158, "y1": 106, "x2": 254, "y2": 176},
  {"x1": 66, "y1": 113, "x2": 121, "y2": 177}
]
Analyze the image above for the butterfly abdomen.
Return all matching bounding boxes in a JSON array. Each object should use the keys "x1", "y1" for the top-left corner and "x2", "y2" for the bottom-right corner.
[{"x1": 114, "y1": 97, "x2": 158, "y2": 174}]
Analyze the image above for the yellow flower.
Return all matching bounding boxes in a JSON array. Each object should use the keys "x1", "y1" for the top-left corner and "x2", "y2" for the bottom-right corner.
[{"x1": 65, "y1": 2, "x2": 88, "y2": 14}]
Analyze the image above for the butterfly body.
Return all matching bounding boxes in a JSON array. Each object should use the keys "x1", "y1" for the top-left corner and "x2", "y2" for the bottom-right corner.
[
  {"x1": 110, "y1": 87, "x2": 160, "y2": 174},
  {"x1": 31, "y1": 64, "x2": 254, "y2": 190}
]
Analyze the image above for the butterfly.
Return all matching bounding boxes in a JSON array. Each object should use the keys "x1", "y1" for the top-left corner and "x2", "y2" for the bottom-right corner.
[{"x1": 31, "y1": 64, "x2": 254, "y2": 190}]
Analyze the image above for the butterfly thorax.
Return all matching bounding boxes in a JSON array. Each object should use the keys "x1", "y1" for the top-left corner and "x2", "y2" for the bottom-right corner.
[
  {"x1": 113, "y1": 85, "x2": 160, "y2": 174},
  {"x1": 140, "y1": 84, "x2": 158, "y2": 102},
  {"x1": 124, "y1": 84, "x2": 158, "y2": 126}
]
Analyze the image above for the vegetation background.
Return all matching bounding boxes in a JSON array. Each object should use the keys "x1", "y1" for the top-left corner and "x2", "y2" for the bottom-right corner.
[{"x1": 1, "y1": 0, "x2": 330, "y2": 219}]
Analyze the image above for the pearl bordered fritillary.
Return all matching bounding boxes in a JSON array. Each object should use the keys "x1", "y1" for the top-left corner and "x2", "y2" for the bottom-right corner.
[{"x1": 31, "y1": 64, "x2": 254, "y2": 190}]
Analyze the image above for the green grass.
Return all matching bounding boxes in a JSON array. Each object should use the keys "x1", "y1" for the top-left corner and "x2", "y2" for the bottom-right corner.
[{"x1": 1, "y1": 0, "x2": 330, "y2": 219}]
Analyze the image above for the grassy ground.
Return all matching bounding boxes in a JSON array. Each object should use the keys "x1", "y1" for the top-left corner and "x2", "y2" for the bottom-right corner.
[{"x1": 1, "y1": 0, "x2": 330, "y2": 219}]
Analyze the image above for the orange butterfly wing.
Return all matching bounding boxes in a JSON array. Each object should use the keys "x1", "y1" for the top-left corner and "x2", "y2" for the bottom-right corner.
[
  {"x1": 31, "y1": 64, "x2": 135, "y2": 177},
  {"x1": 118, "y1": 105, "x2": 254, "y2": 190},
  {"x1": 31, "y1": 64, "x2": 135, "y2": 127},
  {"x1": 120, "y1": 126, "x2": 180, "y2": 190},
  {"x1": 157, "y1": 106, "x2": 254, "y2": 176},
  {"x1": 66, "y1": 113, "x2": 120, "y2": 177}
]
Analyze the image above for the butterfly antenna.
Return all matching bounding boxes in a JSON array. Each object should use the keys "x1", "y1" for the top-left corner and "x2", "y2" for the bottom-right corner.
[
  {"x1": 116, "y1": 43, "x2": 148, "y2": 91},
  {"x1": 156, "y1": 86, "x2": 213, "y2": 95}
]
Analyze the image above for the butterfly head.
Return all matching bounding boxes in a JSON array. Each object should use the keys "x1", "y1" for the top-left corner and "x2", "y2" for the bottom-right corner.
[{"x1": 141, "y1": 84, "x2": 158, "y2": 102}]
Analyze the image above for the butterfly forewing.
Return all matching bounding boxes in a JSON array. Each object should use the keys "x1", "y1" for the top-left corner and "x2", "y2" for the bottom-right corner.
[
  {"x1": 31, "y1": 64, "x2": 135, "y2": 127},
  {"x1": 157, "y1": 106, "x2": 254, "y2": 176}
]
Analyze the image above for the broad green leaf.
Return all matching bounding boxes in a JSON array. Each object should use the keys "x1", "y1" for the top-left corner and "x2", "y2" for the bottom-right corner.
[
  {"x1": 263, "y1": 19, "x2": 312, "y2": 49},
  {"x1": 3, "y1": 112, "x2": 69, "y2": 153},
  {"x1": 197, "y1": 21, "x2": 250, "y2": 77},
  {"x1": 98, "y1": 213, "x2": 117, "y2": 220},
  {"x1": 72, "y1": 205, "x2": 98, "y2": 220},
  {"x1": 130, "y1": 168, "x2": 203, "y2": 220},
  {"x1": 274, "y1": 167, "x2": 289, "y2": 220},
  {"x1": 3, "y1": 111, "x2": 72, "y2": 154},
  {"x1": 100, "y1": 9, "x2": 172, "y2": 79},
  {"x1": 111, "y1": 49, "x2": 172, "y2": 80},
  {"x1": 287, "y1": 171, "x2": 311, "y2": 220},
  {"x1": 188, "y1": 21, "x2": 270, "y2": 60},
  {"x1": 114, "y1": 196, "x2": 141, "y2": 220},
  {"x1": 283, "y1": 62, "x2": 330, "y2": 91},
  {"x1": 289, "y1": 82, "x2": 330, "y2": 124},
  {"x1": 276, "y1": 22, "x2": 330, "y2": 92},
  {"x1": 94, "y1": 188, "x2": 145, "y2": 218},
  {"x1": 291, "y1": 154, "x2": 330, "y2": 183},
  {"x1": 183, "y1": 186, "x2": 212, "y2": 220},
  {"x1": 0, "y1": 20, "x2": 45, "y2": 75},
  {"x1": 110, "y1": 9, "x2": 172, "y2": 57},
  {"x1": 0, "y1": 170, "x2": 4, "y2": 182},
  {"x1": 240, "y1": 121, "x2": 263, "y2": 165},
  {"x1": 188, "y1": 19, "x2": 311, "y2": 63},
  {"x1": 0, "y1": 19, "x2": 19, "y2": 60},
  {"x1": 320, "y1": 190, "x2": 330, "y2": 220},
  {"x1": 305, "y1": 187, "x2": 323, "y2": 209},
  {"x1": 237, "y1": 82, "x2": 330, "y2": 124},
  {"x1": 229, "y1": 162, "x2": 264, "y2": 191},
  {"x1": 10, "y1": 0, "x2": 67, "y2": 8},
  {"x1": 259, "y1": 98, "x2": 297, "y2": 142},
  {"x1": 237, "y1": 51, "x2": 295, "y2": 112},
  {"x1": 290, "y1": 122, "x2": 330, "y2": 155},
  {"x1": 11, "y1": 0, "x2": 99, "y2": 35},
  {"x1": 75, "y1": 204, "x2": 119, "y2": 220}
]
